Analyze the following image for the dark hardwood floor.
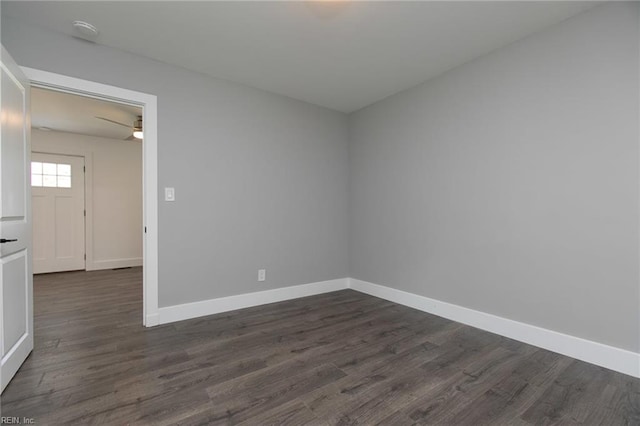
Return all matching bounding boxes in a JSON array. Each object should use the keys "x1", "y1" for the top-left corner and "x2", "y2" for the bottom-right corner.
[{"x1": 2, "y1": 268, "x2": 639, "y2": 425}]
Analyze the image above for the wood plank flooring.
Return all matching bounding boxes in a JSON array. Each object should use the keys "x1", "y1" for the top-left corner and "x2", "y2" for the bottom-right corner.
[{"x1": 2, "y1": 268, "x2": 639, "y2": 425}]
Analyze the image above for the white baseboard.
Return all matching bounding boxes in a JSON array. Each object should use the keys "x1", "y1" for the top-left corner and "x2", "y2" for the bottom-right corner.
[
  {"x1": 145, "y1": 313, "x2": 159, "y2": 327},
  {"x1": 87, "y1": 257, "x2": 143, "y2": 271},
  {"x1": 348, "y1": 278, "x2": 640, "y2": 378},
  {"x1": 153, "y1": 275, "x2": 639, "y2": 378},
  {"x1": 157, "y1": 278, "x2": 348, "y2": 325}
]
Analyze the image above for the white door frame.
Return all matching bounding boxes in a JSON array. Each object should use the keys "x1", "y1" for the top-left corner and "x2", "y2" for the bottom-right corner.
[{"x1": 22, "y1": 67, "x2": 159, "y2": 327}]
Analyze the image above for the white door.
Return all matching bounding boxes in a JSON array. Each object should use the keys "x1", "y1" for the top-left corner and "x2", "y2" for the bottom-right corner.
[
  {"x1": 1, "y1": 46, "x2": 32, "y2": 393},
  {"x1": 31, "y1": 153, "x2": 85, "y2": 274}
]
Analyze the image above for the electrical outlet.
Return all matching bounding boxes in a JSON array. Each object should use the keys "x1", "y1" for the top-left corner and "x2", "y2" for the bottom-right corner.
[{"x1": 258, "y1": 269, "x2": 266, "y2": 282}]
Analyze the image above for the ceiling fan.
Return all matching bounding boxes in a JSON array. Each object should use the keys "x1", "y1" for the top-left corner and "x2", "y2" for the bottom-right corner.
[{"x1": 95, "y1": 115, "x2": 143, "y2": 140}]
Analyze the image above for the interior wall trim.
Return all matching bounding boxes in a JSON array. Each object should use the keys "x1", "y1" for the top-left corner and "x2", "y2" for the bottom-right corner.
[
  {"x1": 88, "y1": 258, "x2": 144, "y2": 271},
  {"x1": 348, "y1": 278, "x2": 640, "y2": 379},
  {"x1": 155, "y1": 275, "x2": 639, "y2": 378},
  {"x1": 21, "y1": 66, "x2": 159, "y2": 328},
  {"x1": 157, "y1": 278, "x2": 349, "y2": 325}
]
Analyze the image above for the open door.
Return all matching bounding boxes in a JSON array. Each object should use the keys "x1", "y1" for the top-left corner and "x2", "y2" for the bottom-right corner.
[{"x1": 1, "y1": 46, "x2": 33, "y2": 393}]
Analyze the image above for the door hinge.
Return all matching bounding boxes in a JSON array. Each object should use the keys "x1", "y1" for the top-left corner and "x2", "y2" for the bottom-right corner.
[
  {"x1": 84, "y1": 166, "x2": 86, "y2": 173},
  {"x1": 84, "y1": 254, "x2": 86, "y2": 260},
  {"x1": 84, "y1": 209, "x2": 86, "y2": 217},
  {"x1": 144, "y1": 226, "x2": 147, "y2": 234}
]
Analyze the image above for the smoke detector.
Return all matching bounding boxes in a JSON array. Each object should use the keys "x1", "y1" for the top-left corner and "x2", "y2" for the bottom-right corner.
[{"x1": 72, "y1": 21, "x2": 99, "y2": 41}]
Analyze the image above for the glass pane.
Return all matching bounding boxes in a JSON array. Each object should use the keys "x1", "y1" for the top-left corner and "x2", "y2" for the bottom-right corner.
[
  {"x1": 42, "y1": 162, "x2": 57, "y2": 175},
  {"x1": 31, "y1": 174, "x2": 42, "y2": 187},
  {"x1": 43, "y1": 175, "x2": 57, "y2": 187},
  {"x1": 57, "y1": 176, "x2": 71, "y2": 188},
  {"x1": 57, "y1": 163, "x2": 71, "y2": 176},
  {"x1": 31, "y1": 162, "x2": 42, "y2": 174}
]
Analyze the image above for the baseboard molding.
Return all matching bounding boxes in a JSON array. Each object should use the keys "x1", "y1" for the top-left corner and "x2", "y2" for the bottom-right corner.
[
  {"x1": 145, "y1": 313, "x2": 159, "y2": 327},
  {"x1": 153, "y1": 275, "x2": 639, "y2": 378},
  {"x1": 87, "y1": 257, "x2": 143, "y2": 271},
  {"x1": 157, "y1": 278, "x2": 348, "y2": 325},
  {"x1": 348, "y1": 278, "x2": 640, "y2": 378}
]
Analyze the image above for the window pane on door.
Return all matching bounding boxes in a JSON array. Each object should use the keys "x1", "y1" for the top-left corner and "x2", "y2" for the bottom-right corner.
[
  {"x1": 42, "y1": 163, "x2": 56, "y2": 175},
  {"x1": 31, "y1": 161, "x2": 73, "y2": 188},
  {"x1": 57, "y1": 164, "x2": 71, "y2": 176},
  {"x1": 31, "y1": 162, "x2": 42, "y2": 174},
  {"x1": 42, "y1": 174, "x2": 57, "y2": 187}
]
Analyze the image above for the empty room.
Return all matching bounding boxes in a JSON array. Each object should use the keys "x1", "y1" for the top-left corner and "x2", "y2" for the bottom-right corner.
[{"x1": 0, "y1": 1, "x2": 639, "y2": 425}]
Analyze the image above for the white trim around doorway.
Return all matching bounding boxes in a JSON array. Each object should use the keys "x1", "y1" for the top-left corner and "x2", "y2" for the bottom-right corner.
[{"x1": 22, "y1": 67, "x2": 159, "y2": 327}]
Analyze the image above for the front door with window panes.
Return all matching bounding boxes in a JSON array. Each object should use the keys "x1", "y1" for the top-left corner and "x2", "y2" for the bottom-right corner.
[{"x1": 31, "y1": 153, "x2": 85, "y2": 274}]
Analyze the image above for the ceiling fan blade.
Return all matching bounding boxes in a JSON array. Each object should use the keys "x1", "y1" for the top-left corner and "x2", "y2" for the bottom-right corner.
[{"x1": 95, "y1": 116, "x2": 131, "y2": 128}]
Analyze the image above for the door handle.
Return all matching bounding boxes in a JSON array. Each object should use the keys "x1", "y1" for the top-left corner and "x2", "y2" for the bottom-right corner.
[{"x1": 0, "y1": 239, "x2": 17, "y2": 243}]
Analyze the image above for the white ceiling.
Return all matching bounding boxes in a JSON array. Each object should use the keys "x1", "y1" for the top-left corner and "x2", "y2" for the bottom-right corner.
[
  {"x1": 6, "y1": 1, "x2": 598, "y2": 113},
  {"x1": 32, "y1": 87, "x2": 142, "y2": 140}
]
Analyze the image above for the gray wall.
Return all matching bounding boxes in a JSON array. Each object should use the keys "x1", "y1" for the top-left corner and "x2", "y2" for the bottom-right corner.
[
  {"x1": 349, "y1": 2, "x2": 640, "y2": 352},
  {"x1": 1, "y1": 18, "x2": 349, "y2": 307}
]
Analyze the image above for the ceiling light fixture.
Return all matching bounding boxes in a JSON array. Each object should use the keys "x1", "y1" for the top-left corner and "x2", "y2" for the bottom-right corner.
[
  {"x1": 72, "y1": 20, "x2": 99, "y2": 40},
  {"x1": 133, "y1": 115, "x2": 143, "y2": 139},
  {"x1": 305, "y1": 0, "x2": 350, "y2": 19}
]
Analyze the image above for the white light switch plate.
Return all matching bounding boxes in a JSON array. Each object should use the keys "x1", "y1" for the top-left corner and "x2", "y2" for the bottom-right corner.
[{"x1": 165, "y1": 187, "x2": 175, "y2": 202}]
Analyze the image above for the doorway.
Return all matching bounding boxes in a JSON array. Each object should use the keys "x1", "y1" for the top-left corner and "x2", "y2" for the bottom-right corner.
[
  {"x1": 31, "y1": 87, "x2": 144, "y2": 274},
  {"x1": 22, "y1": 67, "x2": 159, "y2": 326}
]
